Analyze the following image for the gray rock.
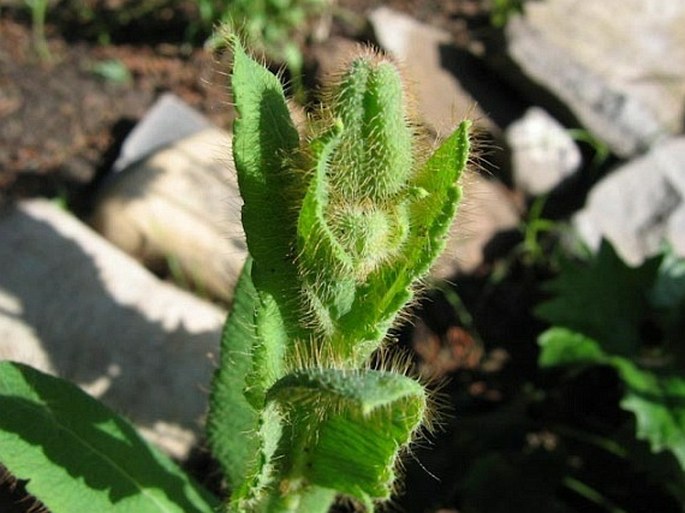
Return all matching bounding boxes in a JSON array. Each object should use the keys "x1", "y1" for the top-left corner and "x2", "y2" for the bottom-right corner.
[
  {"x1": 92, "y1": 127, "x2": 246, "y2": 303},
  {"x1": 505, "y1": 0, "x2": 685, "y2": 157},
  {"x1": 112, "y1": 92, "x2": 213, "y2": 174},
  {"x1": 506, "y1": 107, "x2": 581, "y2": 195},
  {"x1": 0, "y1": 200, "x2": 226, "y2": 459},
  {"x1": 574, "y1": 137, "x2": 685, "y2": 265}
]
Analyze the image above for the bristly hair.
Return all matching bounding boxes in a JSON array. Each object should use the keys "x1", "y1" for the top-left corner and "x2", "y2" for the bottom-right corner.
[{"x1": 0, "y1": 466, "x2": 49, "y2": 513}]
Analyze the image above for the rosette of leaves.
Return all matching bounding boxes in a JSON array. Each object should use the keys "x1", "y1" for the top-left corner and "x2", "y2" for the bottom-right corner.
[{"x1": 207, "y1": 38, "x2": 471, "y2": 512}]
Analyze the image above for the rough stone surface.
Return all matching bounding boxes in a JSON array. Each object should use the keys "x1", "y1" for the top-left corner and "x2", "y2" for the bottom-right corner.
[
  {"x1": 574, "y1": 137, "x2": 685, "y2": 266},
  {"x1": 506, "y1": 107, "x2": 581, "y2": 195},
  {"x1": 505, "y1": 0, "x2": 685, "y2": 157},
  {"x1": 111, "y1": 92, "x2": 213, "y2": 173},
  {"x1": 92, "y1": 128, "x2": 246, "y2": 302},
  {"x1": 0, "y1": 200, "x2": 226, "y2": 459}
]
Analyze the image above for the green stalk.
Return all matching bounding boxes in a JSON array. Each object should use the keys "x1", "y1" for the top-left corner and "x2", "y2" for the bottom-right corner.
[{"x1": 25, "y1": 0, "x2": 51, "y2": 60}]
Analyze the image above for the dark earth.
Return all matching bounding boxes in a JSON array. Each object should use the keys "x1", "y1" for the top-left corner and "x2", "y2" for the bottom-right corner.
[
  {"x1": 1, "y1": 1, "x2": 682, "y2": 512},
  {"x1": 0, "y1": 0, "x2": 488, "y2": 208}
]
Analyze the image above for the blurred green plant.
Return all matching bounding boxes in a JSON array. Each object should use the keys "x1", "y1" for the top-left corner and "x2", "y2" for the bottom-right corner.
[
  {"x1": 487, "y1": 195, "x2": 562, "y2": 286},
  {"x1": 202, "y1": 0, "x2": 331, "y2": 99},
  {"x1": 23, "y1": 0, "x2": 51, "y2": 59},
  {"x1": 55, "y1": 0, "x2": 183, "y2": 45},
  {"x1": 490, "y1": 0, "x2": 526, "y2": 27},
  {"x1": 518, "y1": 195, "x2": 559, "y2": 267},
  {"x1": 452, "y1": 239, "x2": 685, "y2": 512},
  {"x1": 567, "y1": 128, "x2": 611, "y2": 172},
  {"x1": 90, "y1": 58, "x2": 132, "y2": 84},
  {"x1": 537, "y1": 241, "x2": 685, "y2": 471}
]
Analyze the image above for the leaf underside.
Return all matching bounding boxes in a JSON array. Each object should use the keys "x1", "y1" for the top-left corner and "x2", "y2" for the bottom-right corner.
[{"x1": 207, "y1": 257, "x2": 262, "y2": 486}]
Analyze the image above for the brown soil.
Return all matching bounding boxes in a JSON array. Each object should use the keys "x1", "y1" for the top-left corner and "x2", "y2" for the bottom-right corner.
[
  {"x1": 0, "y1": 17, "x2": 232, "y2": 204},
  {"x1": 0, "y1": 0, "x2": 491, "y2": 206}
]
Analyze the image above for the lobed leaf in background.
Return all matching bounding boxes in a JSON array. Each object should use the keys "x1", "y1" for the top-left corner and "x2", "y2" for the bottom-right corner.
[
  {"x1": 0, "y1": 361, "x2": 218, "y2": 513},
  {"x1": 536, "y1": 241, "x2": 685, "y2": 472},
  {"x1": 535, "y1": 240, "x2": 662, "y2": 357}
]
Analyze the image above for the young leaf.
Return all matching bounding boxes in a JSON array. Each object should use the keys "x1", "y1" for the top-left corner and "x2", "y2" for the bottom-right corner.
[
  {"x1": 268, "y1": 368, "x2": 426, "y2": 508},
  {"x1": 331, "y1": 120, "x2": 470, "y2": 363},
  {"x1": 230, "y1": 36, "x2": 302, "y2": 335},
  {"x1": 0, "y1": 361, "x2": 218, "y2": 513},
  {"x1": 207, "y1": 257, "x2": 262, "y2": 487}
]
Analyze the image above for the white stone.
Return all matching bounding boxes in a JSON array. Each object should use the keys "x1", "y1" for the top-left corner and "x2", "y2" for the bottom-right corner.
[
  {"x1": 506, "y1": 107, "x2": 581, "y2": 195},
  {"x1": 111, "y1": 92, "x2": 213, "y2": 173},
  {"x1": 0, "y1": 200, "x2": 226, "y2": 459},
  {"x1": 574, "y1": 137, "x2": 685, "y2": 265},
  {"x1": 92, "y1": 127, "x2": 246, "y2": 303},
  {"x1": 658, "y1": 139, "x2": 685, "y2": 197},
  {"x1": 505, "y1": 0, "x2": 685, "y2": 157}
]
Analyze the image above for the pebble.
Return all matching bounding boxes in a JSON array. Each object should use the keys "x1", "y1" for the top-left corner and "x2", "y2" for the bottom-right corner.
[
  {"x1": 505, "y1": 107, "x2": 581, "y2": 195},
  {"x1": 92, "y1": 126, "x2": 246, "y2": 303}
]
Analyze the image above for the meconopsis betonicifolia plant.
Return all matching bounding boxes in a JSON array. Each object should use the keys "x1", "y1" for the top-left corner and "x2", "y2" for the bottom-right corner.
[{"x1": 207, "y1": 37, "x2": 471, "y2": 513}]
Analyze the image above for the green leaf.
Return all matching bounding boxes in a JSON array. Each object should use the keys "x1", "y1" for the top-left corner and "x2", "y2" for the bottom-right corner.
[
  {"x1": 227, "y1": 402, "x2": 285, "y2": 512},
  {"x1": 230, "y1": 36, "x2": 302, "y2": 331},
  {"x1": 297, "y1": 124, "x2": 357, "y2": 335},
  {"x1": 535, "y1": 240, "x2": 662, "y2": 356},
  {"x1": 0, "y1": 361, "x2": 218, "y2": 513},
  {"x1": 538, "y1": 327, "x2": 685, "y2": 470},
  {"x1": 269, "y1": 368, "x2": 426, "y2": 506},
  {"x1": 612, "y1": 359, "x2": 685, "y2": 469},
  {"x1": 207, "y1": 257, "x2": 262, "y2": 487},
  {"x1": 538, "y1": 327, "x2": 605, "y2": 367},
  {"x1": 406, "y1": 119, "x2": 470, "y2": 279}
]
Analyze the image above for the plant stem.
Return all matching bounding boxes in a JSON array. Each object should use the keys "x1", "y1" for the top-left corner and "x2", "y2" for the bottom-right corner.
[{"x1": 26, "y1": 0, "x2": 51, "y2": 61}]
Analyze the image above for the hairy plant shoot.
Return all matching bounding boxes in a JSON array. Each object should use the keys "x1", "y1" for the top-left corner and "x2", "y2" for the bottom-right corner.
[{"x1": 207, "y1": 37, "x2": 471, "y2": 513}]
